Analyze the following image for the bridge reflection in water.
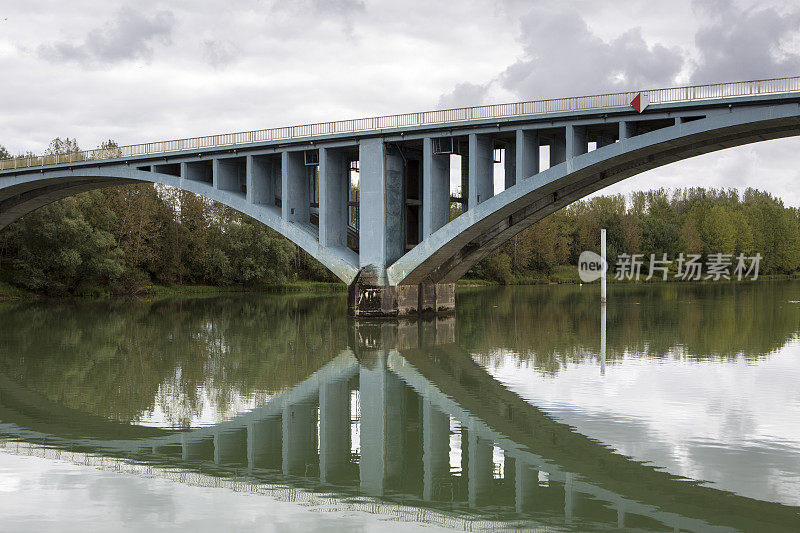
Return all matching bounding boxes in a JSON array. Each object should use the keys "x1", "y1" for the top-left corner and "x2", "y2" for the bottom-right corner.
[{"x1": 1, "y1": 296, "x2": 800, "y2": 531}]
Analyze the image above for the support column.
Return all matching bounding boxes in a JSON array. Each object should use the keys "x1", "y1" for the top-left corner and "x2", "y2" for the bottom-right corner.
[
  {"x1": 566, "y1": 125, "x2": 588, "y2": 159},
  {"x1": 247, "y1": 416, "x2": 282, "y2": 470},
  {"x1": 504, "y1": 142, "x2": 516, "y2": 190},
  {"x1": 619, "y1": 121, "x2": 637, "y2": 140},
  {"x1": 247, "y1": 155, "x2": 274, "y2": 205},
  {"x1": 467, "y1": 430, "x2": 493, "y2": 507},
  {"x1": 214, "y1": 158, "x2": 241, "y2": 192},
  {"x1": 282, "y1": 401, "x2": 317, "y2": 476},
  {"x1": 550, "y1": 134, "x2": 567, "y2": 166},
  {"x1": 468, "y1": 133, "x2": 493, "y2": 210},
  {"x1": 422, "y1": 137, "x2": 450, "y2": 238},
  {"x1": 319, "y1": 378, "x2": 351, "y2": 483},
  {"x1": 282, "y1": 151, "x2": 309, "y2": 223},
  {"x1": 181, "y1": 435, "x2": 212, "y2": 461},
  {"x1": 515, "y1": 129, "x2": 539, "y2": 183},
  {"x1": 214, "y1": 428, "x2": 247, "y2": 465},
  {"x1": 422, "y1": 399, "x2": 450, "y2": 500},
  {"x1": 515, "y1": 461, "x2": 539, "y2": 514},
  {"x1": 319, "y1": 147, "x2": 348, "y2": 247},
  {"x1": 565, "y1": 471, "x2": 576, "y2": 523},
  {"x1": 349, "y1": 138, "x2": 455, "y2": 317},
  {"x1": 359, "y1": 354, "x2": 404, "y2": 496}
]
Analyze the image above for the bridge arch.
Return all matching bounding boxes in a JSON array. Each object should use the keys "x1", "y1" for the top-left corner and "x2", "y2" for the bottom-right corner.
[
  {"x1": 0, "y1": 167, "x2": 361, "y2": 284},
  {"x1": 388, "y1": 103, "x2": 800, "y2": 285}
]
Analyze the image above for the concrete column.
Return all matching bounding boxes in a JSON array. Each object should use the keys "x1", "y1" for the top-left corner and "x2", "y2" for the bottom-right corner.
[
  {"x1": 619, "y1": 121, "x2": 637, "y2": 140},
  {"x1": 282, "y1": 401, "x2": 317, "y2": 476},
  {"x1": 214, "y1": 428, "x2": 247, "y2": 465},
  {"x1": 515, "y1": 129, "x2": 539, "y2": 183},
  {"x1": 247, "y1": 155, "x2": 274, "y2": 205},
  {"x1": 247, "y1": 416, "x2": 282, "y2": 470},
  {"x1": 358, "y1": 138, "x2": 404, "y2": 271},
  {"x1": 550, "y1": 134, "x2": 567, "y2": 166},
  {"x1": 515, "y1": 461, "x2": 539, "y2": 514},
  {"x1": 359, "y1": 355, "x2": 404, "y2": 496},
  {"x1": 319, "y1": 378, "x2": 351, "y2": 483},
  {"x1": 319, "y1": 147, "x2": 349, "y2": 247},
  {"x1": 181, "y1": 435, "x2": 213, "y2": 461},
  {"x1": 504, "y1": 142, "x2": 516, "y2": 190},
  {"x1": 214, "y1": 158, "x2": 240, "y2": 192},
  {"x1": 468, "y1": 133, "x2": 493, "y2": 210},
  {"x1": 467, "y1": 430, "x2": 493, "y2": 507},
  {"x1": 281, "y1": 151, "x2": 310, "y2": 223},
  {"x1": 460, "y1": 153, "x2": 469, "y2": 210},
  {"x1": 566, "y1": 125, "x2": 588, "y2": 159},
  {"x1": 422, "y1": 137, "x2": 450, "y2": 238},
  {"x1": 422, "y1": 399, "x2": 450, "y2": 500},
  {"x1": 565, "y1": 471, "x2": 576, "y2": 523}
]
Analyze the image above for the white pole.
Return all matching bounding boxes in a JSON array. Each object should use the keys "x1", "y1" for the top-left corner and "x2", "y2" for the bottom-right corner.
[
  {"x1": 600, "y1": 228, "x2": 607, "y2": 304},
  {"x1": 600, "y1": 301, "x2": 606, "y2": 376}
]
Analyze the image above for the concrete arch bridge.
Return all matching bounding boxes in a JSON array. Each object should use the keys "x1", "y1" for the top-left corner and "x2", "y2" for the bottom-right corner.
[{"x1": 2, "y1": 77, "x2": 800, "y2": 315}]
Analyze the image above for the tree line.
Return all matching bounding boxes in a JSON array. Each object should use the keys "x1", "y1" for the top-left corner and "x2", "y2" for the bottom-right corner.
[{"x1": 470, "y1": 187, "x2": 800, "y2": 283}]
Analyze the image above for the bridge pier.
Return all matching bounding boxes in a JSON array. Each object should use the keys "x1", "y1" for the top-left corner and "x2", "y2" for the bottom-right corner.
[{"x1": 348, "y1": 270, "x2": 454, "y2": 317}]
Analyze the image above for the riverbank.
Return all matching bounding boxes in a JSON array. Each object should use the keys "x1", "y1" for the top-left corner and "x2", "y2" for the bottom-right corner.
[
  {"x1": 0, "y1": 280, "x2": 347, "y2": 301},
  {"x1": 3, "y1": 270, "x2": 800, "y2": 300}
]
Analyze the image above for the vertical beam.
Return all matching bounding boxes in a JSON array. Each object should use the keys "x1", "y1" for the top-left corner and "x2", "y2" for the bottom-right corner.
[
  {"x1": 422, "y1": 399, "x2": 450, "y2": 500},
  {"x1": 566, "y1": 125, "x2": 588, "y2": 159},
  {"x1": 565, "y1": 471, "x2": 575, "y2": 523},
  {"x1": 319, "y1": 378, "x2": 351, "y2": 483},
  {"x1": 358, "y1": 139, "x2": 404, "y2": 271},
  {"x1": 550, "y1": 134, "x2": 567, "y2": 166},
  {"x1": 214, "y1": 428, "x2": 247, "y2": 465},
  {"x1": 460, "y1": 153, "x2": 469, "y2": 210},
  {"x1": 319, "y1": 147, "x2": 348, "y2": 247},
  {"x1": 619, "y1": 121, "x2": 637, "y2": 140},
  {"x1": 247, "y1": 155, "x2": 273, "y2": 205},
  {"x1": 282, "y1": 401, "x2": 317, "y2": 476},
  {"x1": 504, "y1": 142, "x2": 516, "y2": 190},
  {"x1": 359, "y1": 355, "x2": 404, "y2": 496},
  {"x1": 422, "y1": 137, "x2": 450, "y2": 238},
  {"x1": 281, "y1": 151, "x2": 309, "y2": 223},
  {"x1": 247, "y1": 416, "x2": 282, "y2": 470},
  {"x1": 467, "y1": 430, "x2": 493, "y2": 507},
  {"x1": 214, "y1": 158, "x2": 240, "y2": 192},
  {"x1": 515, "y1": 461, "x2": 539, "y2": 514},
  {"x1": 468, "y1": 133, "x2": 493, "y2": 210},
  {"x1": 515, "y1": 129, "x2": 539, "y2": 183}
]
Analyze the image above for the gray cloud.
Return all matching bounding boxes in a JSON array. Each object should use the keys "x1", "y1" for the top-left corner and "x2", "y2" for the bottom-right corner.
[
  {"x1": 202, "y1": 39, "x2": 238, "y2": 70},
  {"x1": 691, "y1": 0, "x2": 800, "y2": 83},
  {"x1": 37, "y1": 6, "x2": 175, "y2": 66},
  {"x1": 498, "y1": 9, "x2": 685, "y2": 99},
  {"x1": 437, "y1": 82, "x2": 490, "y2": 108}
]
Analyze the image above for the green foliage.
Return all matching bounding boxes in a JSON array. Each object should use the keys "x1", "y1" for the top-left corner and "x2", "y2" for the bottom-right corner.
[{"x1": 472, "y1": 186, "x2": 800, "y2": 283}]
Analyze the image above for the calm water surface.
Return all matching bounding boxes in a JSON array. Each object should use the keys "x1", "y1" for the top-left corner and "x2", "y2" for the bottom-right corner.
[{"x1": 0, "y1": 282, "x2": 799, "y2": 531}]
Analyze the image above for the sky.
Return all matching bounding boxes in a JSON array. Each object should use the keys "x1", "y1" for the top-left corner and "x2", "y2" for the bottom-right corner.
[{"x1": 1, "y1": 0, "x2": 800, "y2": 203}]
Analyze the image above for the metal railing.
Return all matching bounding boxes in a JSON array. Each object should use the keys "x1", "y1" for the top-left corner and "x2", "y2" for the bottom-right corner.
[{"x1": 2, "y1": 76, "x2": 799, "y2": 172}]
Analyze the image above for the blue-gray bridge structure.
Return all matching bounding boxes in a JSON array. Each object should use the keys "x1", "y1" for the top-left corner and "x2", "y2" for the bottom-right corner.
[{"x1": 2, "y1": 76, "x2": 800, "y2": 315}]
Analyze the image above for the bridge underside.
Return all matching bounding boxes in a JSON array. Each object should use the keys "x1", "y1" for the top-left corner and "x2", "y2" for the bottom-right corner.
[{"x1": 1, "y1": 94, "x2": 799, "y2": 315}]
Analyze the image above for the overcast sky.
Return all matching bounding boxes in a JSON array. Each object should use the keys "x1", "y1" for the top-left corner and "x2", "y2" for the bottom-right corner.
[{"x1": 2, "y1": 0, "x2": 800, "y2": 203}]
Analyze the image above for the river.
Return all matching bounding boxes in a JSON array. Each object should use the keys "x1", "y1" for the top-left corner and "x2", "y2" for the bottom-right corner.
[{"x1": 0, "y1": 282, "x2": 799, "y2": 531}]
